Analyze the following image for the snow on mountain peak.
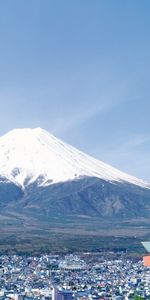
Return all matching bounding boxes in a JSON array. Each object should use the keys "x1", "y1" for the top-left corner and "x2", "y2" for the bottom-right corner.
[{"x1": 0, "y1": 127, "x2": 149, "y2": 189}]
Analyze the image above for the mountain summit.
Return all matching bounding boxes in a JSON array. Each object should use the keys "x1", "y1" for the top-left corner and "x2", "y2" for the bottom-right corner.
[{"x1": 0, "y1": 127, "x2": 149, "y2": 189}]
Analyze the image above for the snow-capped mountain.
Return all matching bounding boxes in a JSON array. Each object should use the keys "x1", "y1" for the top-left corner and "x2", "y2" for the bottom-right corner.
[
  {"x1": 1, "y1": 128, "x2": 150, "y2": 249},
  {"x1": 0, "y1": 127, "x2": 149, "y2": 189}
]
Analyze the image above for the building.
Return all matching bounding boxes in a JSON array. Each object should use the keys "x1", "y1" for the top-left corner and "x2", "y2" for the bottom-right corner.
[
  {"x1": 142, "y1": 241, "x2": 150, "y2": 266},
  {"x1": 52, "y1": 288, "x2": 73, "y2": 300}
]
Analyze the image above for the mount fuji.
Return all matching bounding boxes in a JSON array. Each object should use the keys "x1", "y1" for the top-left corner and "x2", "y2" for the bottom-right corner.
[
  {"x1": 0, "y1": 128, "x2": 150, "y2": 251},
  {"x1": 0, "y1": 127, "x2": 149, "y2": 189}
]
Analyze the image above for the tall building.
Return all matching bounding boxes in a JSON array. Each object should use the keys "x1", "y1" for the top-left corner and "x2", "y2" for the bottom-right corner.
[{"x1": 52, "y1": 288, "x2": 73, "y2": 300}]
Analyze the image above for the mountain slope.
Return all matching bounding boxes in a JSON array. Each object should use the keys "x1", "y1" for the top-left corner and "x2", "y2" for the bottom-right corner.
[
  {"x1": 0, "y1": 127, "x2": 150, "y2": 250},
  {"x1": 0, "y1": 127, "x2": 149, "y2": 189},
  {"x1": 0, "y1": 175, "x2": 23, "y2": 208},
  {"x1": 10, "y1": 177, "x2": 150, "y2": 219}
]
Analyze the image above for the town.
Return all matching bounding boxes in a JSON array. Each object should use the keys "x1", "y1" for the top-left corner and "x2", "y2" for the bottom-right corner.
[{"x1": 0, "y1": 252, "x2": 149, "y2": 300}]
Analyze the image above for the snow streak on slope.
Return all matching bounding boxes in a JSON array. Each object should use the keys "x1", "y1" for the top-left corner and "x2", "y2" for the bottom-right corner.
[{"x1": 0, "y1": 128, "x2": 149, "y2": 189}]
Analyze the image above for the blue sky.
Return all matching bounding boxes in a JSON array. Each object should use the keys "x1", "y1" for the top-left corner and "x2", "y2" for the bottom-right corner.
[{"x1": 0, "y1": 0, "x2": 150, "y2": 180}]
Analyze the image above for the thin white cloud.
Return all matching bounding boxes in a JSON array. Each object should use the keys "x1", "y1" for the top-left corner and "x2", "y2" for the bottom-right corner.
[
  {"x1": 98, "y1": 135, "x2": 150, "y2": 161},
  {"x1": 122, "y1": 136, "x2": 150, "y2": 149},
  {"x1": 91, "y1": 134, "x2": 150, "y2": 180},
  {"x1": 52, "y1": 103, "x2": 104, "y2": 134},
  {"x1": 52, "y1": 81, "x2": 131, "y2": 135}
]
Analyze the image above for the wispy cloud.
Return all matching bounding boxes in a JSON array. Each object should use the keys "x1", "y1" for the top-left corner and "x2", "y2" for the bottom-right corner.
[
  {"x1": 123, "y1": 135, "x2": 150, "y2": 150},
  {"x1": 52, "y1": 80, "x2": 132, "y2": 135},
  {"x1": 99, "y1": 135, "x2": 150, "y2": 160},
  {"x1": 52, "y1": 103, "x2": 104, "y2": 134},
  {"x1": 91, "y1": 134, "x2": 150, "y2": 180}
]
